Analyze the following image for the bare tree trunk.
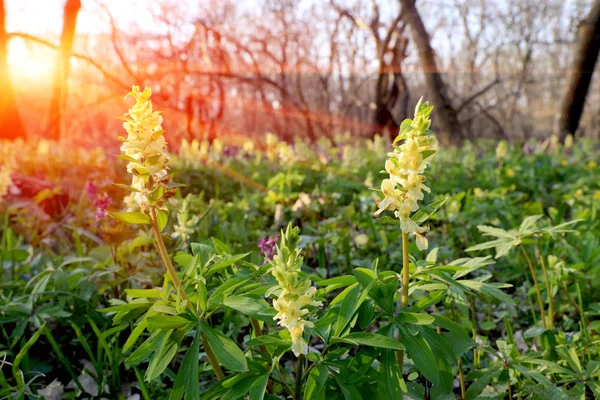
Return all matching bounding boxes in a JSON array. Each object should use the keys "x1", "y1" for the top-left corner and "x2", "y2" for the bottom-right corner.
[
  {"x1": 398, "y1": 0, "x2": 462, "y2": 144},
  {"x1": 47, "y1": 0, "x2": 81, "y2": 141},
  {"x1": 0, "y1": 0, "x2": 26, "y2": 140},
  {"x1": 555, "y1": 0, "x2": 600, "y2": 142}
]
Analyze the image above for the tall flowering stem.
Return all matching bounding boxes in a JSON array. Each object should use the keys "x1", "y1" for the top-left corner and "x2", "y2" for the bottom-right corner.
[
  {"x1": 118, "y1": 86, "x2": 225, "y2": 381},
  {"x1": 270, "y1": 224, "x2": 322, "y2": 357},
  {"x1": 375, "y1": 98, "x2": 437, "y2": 372}
]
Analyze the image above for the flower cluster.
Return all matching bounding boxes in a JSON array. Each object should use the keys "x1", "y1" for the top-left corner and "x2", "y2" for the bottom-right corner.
[
  {"x1": 94, "y1": 193, "x2": 112, "y2": 221},
  {"x1": 171, "y1": 195, "x2": 199, "y2": 244},
  {"x1": 120, "y1": 86, "x2": 170, "y2": 210},
  {"x1": 258, "y1": 234, "x2": 279, "y2": 262},
  {"x1": 374, "y1": 98, "x2": 437, "y2": 250},
  {"x1": 270, "y1": 224, "x2": 322, "y2": 356}
]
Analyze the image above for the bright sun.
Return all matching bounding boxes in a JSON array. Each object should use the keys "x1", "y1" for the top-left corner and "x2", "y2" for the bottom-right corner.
[{"x1": 8, "y1": 39, "x2": 55, "y2": 82}]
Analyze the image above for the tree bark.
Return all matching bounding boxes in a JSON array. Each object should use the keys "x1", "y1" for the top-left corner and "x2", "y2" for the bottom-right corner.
[
  {"x1": 0, "y1": 0, "x2": 26, "y2": 140},
  {"x1": 47, "y1": 0, "x2": 81, "y2": 141},
  {"x1": 398, "y1": 0, "x2": 462, "y2": 144},
  {"x1": 555, "y1": 0, "x2": 600, "y2": 142}
]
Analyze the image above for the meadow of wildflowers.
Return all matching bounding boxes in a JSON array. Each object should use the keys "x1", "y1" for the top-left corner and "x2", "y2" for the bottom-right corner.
[{"x1": 0, "y1": 89, "x2": 599, "y2": 399}]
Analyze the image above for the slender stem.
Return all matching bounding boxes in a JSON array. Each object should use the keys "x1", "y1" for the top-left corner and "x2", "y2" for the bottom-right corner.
[
  {"x1": 150, "y1": 207, "x2": 189, "y2": 305},
  {"x1": 294, "y1": 354, "x2": 304, "y2": 400},
  {"x1": 401, "y1": 232, "x2": 410, "y2": 306},
  {"x1": 520, "y1": 245, "x2": 546, "y2": 328},
  {"x1": 251, "y1": 318, "x2": 267, "y2": 354},
  {"x1": 458, "y1": 358, "x2": 466, "y2": 399},
  {"x1": 150, "y1": 208, "x2": 225, "y2": 380},
  {"x1": 251, "y1": 318, "x2": 274, "y2": 392},
  {"x1": 562, "y1": 282, "x2": 580, "y2": 314},
  {"x1": 537, "y1": 242, "x2": 554, "y2": 330},
  {"x1": 451, "y1": 301, "x2": 466, "y2": 399},
  {"x1": 397, "y1": 232, "x2": 410, "y2": 372},
  {"x1": 468, "y1": 296, "x2": 479, "y2": 369},
  {"x1": 200, "y1": 332, "x2": 225, "y2": 381}
]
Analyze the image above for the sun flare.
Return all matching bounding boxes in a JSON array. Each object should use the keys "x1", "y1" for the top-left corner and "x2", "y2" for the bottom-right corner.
[{"x1": 7, "y1": 40, "x2": 54, "y2": 82}]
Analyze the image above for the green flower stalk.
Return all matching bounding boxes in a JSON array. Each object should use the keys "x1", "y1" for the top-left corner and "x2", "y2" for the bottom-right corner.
[
  {"x1": 374, "y1": 98, "x2": 437, "y2": 250},
  {"x1": 270, "y1": 224, "x2": 322, "y2": 357}
]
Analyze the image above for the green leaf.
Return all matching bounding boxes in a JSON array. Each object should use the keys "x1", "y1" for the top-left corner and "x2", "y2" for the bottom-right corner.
[
  {"x1": 223, "y1": 296, "x2": 269, "y2": 319},
  {"x1": 157, "y1": 209, "x2": 169, "y2": 232},
  {"x1": 0, "y1": 249, "x2": 30, "y2": 262},
  {"x1": 396, "y1": 312, "x2": 435, "y2": 325},
  {"x1": 146, "y1": 339, "x2": 178, "y2": 381},
  {"x1": 335, "y1": 284, "x2": 369, "y2": 336},
  {"x1": 477, "y1": 225, "x2": 516, "y2": 239},
  {"x1": 108, "y1": 211, "x2": 151, "y2": 225},
  {"x1": 148, "y1": 186, "x2": 165, "y2": 205},
  {"x1": 246, "y1": 334, "x2": 291, "y2": 348},
  {"x1": 125, "y1": 329, "x2": 171, "y2": 368},
  {"x1": 200, "y1": 321, "x2": 248, "y2": 372},
  {"x1": 331, "y1": 371, "x2": 362, "y2": 400},
  {"x1": 147, "y1": 316, "x2": 192, "y2": 330},
  {"x1": 337, "y1": 332, "x2": 405, "y2": 350},
  {"x1": 126, "y1": 288, "x2": 163, "y2": 298},
  {"x1": 113, "y1": 182, "x2": 140, "y2": 192},
  {"x1": 411, "y1": 291, "x2": 444, "y2": 313},
  {"x1": 248, "y1": 375, "x2": 268, "y2": 400},
  {"x1": 317, "y1": 275, "x2": 357, "y2": 287},
  {"x1": 379, "y1": 349, "x2": 407, "y2": 398},
  {"x1": 211, "y1": 237, "x2": 232, "y2": 255},
  {"x1": 169, "y1": 329, "x2": 201, "y2": 400},
  {"x1": 465, "y1": 368, "x2": 502, "y2": 400},
  {"x1": 524, "y1": 326, "x2": 548, "y2": 338},
  {"x1": 207, "y1": 253, "x2": 251, "y2": 277},
  {"x1": 460, "y1": 280, "x2": 515, "y2": 305},
  {"x1": 518, "y1": 215, "x2": 543, "y2": 235},
  {"x1": 123, "y1": 319, "x2": 148, "y2": 353},
  {"x1": 223, "y1": 375, "x2": 256, "y2": 400},
  {"x1": 398, "y1": 326, "x2": 439, "y2": 386},
  {"x1": 305, "y1": 364, "x2": 328, "y2": 400},
  {"x1": 412, "y1": 197, "x2": 449, "y2": 225}
]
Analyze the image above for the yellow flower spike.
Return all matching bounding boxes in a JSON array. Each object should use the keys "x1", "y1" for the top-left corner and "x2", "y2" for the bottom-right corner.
[
  {"x1": 120, "y1": 85, "x2": 171, "y2": 211},
  {"x1": 270, "y1": 224, "x2": 322, "y2": 357},
  {"x1": 374, "y1": 98, "x2": 436, "y2": 250}
]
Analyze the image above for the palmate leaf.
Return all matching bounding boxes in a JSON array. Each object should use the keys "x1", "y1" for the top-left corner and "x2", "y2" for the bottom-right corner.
[
  {"x1": 460, "y1": 280, "x2": 515, "y2": 305},
  {"x1": 465, "y1": 236, "x2": 520, "y2": 259},
  {"x1": 518, "y1": 215, "x2": 544, "y2": 235}
]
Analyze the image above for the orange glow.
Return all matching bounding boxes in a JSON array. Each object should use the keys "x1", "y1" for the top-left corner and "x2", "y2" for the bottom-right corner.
[{"x1": 8, "y1": 40, "x2": 54, "y2": 82}]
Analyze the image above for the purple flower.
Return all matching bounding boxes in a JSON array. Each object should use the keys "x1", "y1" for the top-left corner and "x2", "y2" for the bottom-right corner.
[
  {"x1": 84, "y1": 181, "x2": 98, "y2": 200},
  {"x1": 258, "y1": 234, "x2": 279, "y2": 262},
  {"x1": 223, "y1": 146, "x2": 240, "y2": 158},
  {"x1": 94, "y1": 193, "x2": 112, "y2": 221}
]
